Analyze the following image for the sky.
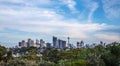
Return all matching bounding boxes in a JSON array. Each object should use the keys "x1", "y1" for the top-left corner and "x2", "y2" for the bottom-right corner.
[{"x1": 0, "y1": 0, "x2": 120, "y2": 47}]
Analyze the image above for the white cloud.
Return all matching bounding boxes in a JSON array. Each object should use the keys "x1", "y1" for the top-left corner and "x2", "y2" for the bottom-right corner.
[
  {"x1": 0, "y1": 0, "x2": 119, "y2": 46},
  {"x1": 0, "y1": 6, "x2": 107, "y2": 39},
  {"x1": 95, "y1": 34, "x2": 120, "y2": 41},
  {"x1": 102, "y1": 0, "x2": 120, "y2": 19},
  {"x1": 60, "y1": 0, "x2": 78, "y2": 13},
  {"x1": 81, "y1": 0, "x2": 99, "y2": 22},
  {"x1": 0, "y1": 0, "x2": 53, "y2": 6}
]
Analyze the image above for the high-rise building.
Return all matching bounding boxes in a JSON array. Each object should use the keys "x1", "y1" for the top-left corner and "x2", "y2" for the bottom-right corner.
[
  {"x1": 27, "y1": 38, "x2": 35, "y2": 47},
  {"x1": 53, "y1": 36, "x2": 58, "y2": 48},
  {"x1": 77, "y1": 42, "x2": 80, "y2": 48},
  {"x1": 19, "y1": 42, "x2": 22, "y2": 47},
  {"x1": 58, "y1": 39, "x2": 62, "y2": 49},
  {"x1": 21, "y1": 40, "x2": 26, "y2": 47},
  {"x1": 62, "y1": 40, "x2": 66, "y2": 49},
  {"x1": 46, "y1": 43, "x2": 51, "y2": 48},
  {"x1": 40, "y1": 39, "x2": 46, "y2": 48},
  {"x1": 80, "y1": 40, "x2": 84, "y2": 48},
  {"x1": 31, "y1": 40, "x2": 35, "y2": 47},
  {"x1": 35, "y1": 39, "x2": 40, "y2": 48},
  {"x1": 76, "y1": 41, "x2": 84, "y2": 48},
  {"x1": 27, "y1": 38, "x2": 31, "y2": 47},
  {"x1": 36, "y1": 39, "x2": 39, "y2": 44},
  {"x1": 58, "y1": 39, "x2": 66, "y2": 49}
]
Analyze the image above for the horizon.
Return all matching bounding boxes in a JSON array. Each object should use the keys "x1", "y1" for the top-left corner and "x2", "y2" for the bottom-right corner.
[{"x1": 0, "y1": 0, "x2": 120, "y2": 47}]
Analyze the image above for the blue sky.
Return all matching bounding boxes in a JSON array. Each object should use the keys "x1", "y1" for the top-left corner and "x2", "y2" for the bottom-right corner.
[{"x1": 0, "y1": 0, "x2": 120, "y2": 47}]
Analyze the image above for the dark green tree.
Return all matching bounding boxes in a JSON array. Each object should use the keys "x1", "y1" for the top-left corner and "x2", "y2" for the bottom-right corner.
[{"x1": 0, "y1": 45, "x2": 7, "y2": 61}]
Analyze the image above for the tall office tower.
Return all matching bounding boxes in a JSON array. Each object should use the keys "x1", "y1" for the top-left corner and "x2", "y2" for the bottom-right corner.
[
  {"x1": 80, "y1": 40, "x2": 84, "y2": 48},
  {"x1": 19, "y1": 42, "x2": 22, "y2": 48},
  {"x1": 58, "y1": 39, "x2": 66, "y2": 49},
  {"x1": 31, "y1": 40, "x2": 35, "y2": 46},
  {"x1": 40, "y1": 39, "x2": 46, "y2": 48},
  {"x1": 21, "y1": 40, "x2": 26, "y2": 47},
  {"x1": 62, "y1": 40, "x2": 66, "y2": 49},
  {"x1": 27, "y1": 38, "x2": 31, "y2": 47},
  {"x1": 77, "y1": 42, "x2": 80, "y2": 48},
  {"x1": 36, "y1": 39, "x2": 40, "y2": 48},
  {"x1": 27, "y1": 38, "x2": 35, "y2": 47},
  {"x1": 100, "y1": 41, "x2": 104, "y2": 46},
  {"x1": 36, "y1": 39, "x2": 39, "y2": 44},
  {"x1": 46, "y1": 43, "x2": 51, "y2": 48},
  {"x1": 53, "y1": 36, "x2": 58, "y2": 48},
  {"x1": 58, "y1": 39, "x2": 62, "y2": 49}
]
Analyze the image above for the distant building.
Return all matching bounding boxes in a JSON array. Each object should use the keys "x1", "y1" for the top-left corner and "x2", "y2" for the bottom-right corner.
[
  {"x1": 19, "y1": 42, "x2": 22, "y2": 47},
  {"x1": 53, "y1": 36, "x2": 67, "y2": 49},
  {"x1": 57, "y1": 39, "x2": 67, "y2": 49},
  {"x1": 80, "y1": 40, "x2": 84, "y2": 48},
  {"x1": 40, "y1": 39, "x2": 46, "y2": 48},
  {"x1": 36, "y1": 39, "x2": 39, "y2": 44},
  {"x1": 53, "y1": 36, "x2": 58, "y2": 48},
  {"x1": 27, "y1": 38, "x2": 35, "y2": 47},
  {"x1": 58, "y1": 39, "x2": 62, "y2": 48},
  {"x1": 68, "y1": 44, "x2": 75, "y2": 49},
  {"x1": 77, "y1": 42, "x2": 80, "y2": 48},
  {"x1": 62, "y1": 40, "x2": 66, "y2": 49},
  {"x1": 27, "y1": 38, "x2": 31, "y2": 47},
  {"x1": 31, "y1": 40, "x2": 36, "y2": 47},
  {"x1": 46, "y1": 43, "x2": 51, "y2": 48},
  {"x1": 21, "y1": 40, "x2": 26, "y2": 47},
  {"x1": 36, "y1": 39, "x2": 40, "y2": 48},
  {"x1": 76, "y1": 41, "x2": 84, "y2": 48}
]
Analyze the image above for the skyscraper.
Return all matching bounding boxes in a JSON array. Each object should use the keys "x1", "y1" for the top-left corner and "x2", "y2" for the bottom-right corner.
[
  {"x1": 77, "y1": 42, "x2": 80, "y2": 48},
  {"x1": 46, "y1": 43, "x2": 51, "y2": 48},
  {"x1": 62, "y1": 40, "x2": 66, "y2": 49},
  {"x1": 80, "y1": 40, "x2": 84, "y2": 48},
  {"x1": 53, "y1": 36, "x2": 58, "y2": 48},
  {"x1": 36, "y1": 39, "x2": 40, "y2": 48},
  {"x1": 40, "y1": 39, "x2": 46, "y2": 48},
  {"x1": 58, "y1": 39, "x2": 66, "y2": 49},
  {"x1": 21, "y1": 40, "x2": 26, "y2": 47},
  {"x1": 58, "y1": 39, "x2": 62, "y2": 49},
  {"x1": 27, "y1": 38, "x2": 31, "y2": 47},
  {"x1": 19, "y1": 42, "x2": 22, "y2": 47},
  {"x1": 27, "y1": 38, "x2": 35, "y2": 47}
]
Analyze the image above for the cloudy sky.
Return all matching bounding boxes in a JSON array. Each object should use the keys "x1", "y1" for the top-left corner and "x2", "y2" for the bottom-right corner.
[{"x1": 0, "y1": 0, "x2": 120, "y2": 47}]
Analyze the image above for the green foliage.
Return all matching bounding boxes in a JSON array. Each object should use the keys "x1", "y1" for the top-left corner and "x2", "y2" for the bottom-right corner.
[
  {"x1": 0, "y1": 42, "x2": 120, "y2": 66},
  {"x1": 19, "y1": 47, "x2": 28, "y2": 54},
  {"x1": 43, "y1": 48, "x2": 61, "y2": 63},
  {"x1": 0, "y1": 45, "x2": 7, "y2": 61},
  {"x1": 6, "y1": 59, "x2": 27, "y2": 66},
  {"x1": 102, "y1": 42, "x2": 120, "y2": 66},
  {"x1": 27, "y1": 46, "x2": 38, "y2": 56},
  {"x1": 39, "y1": 61, "x2": 55, "y2": 66},
  {"x1": 64, "y1": 59, "x2": 87, "y2": 66},
  {"x1": 6, "y1": 50, "x2": 13, "y2": 60}
]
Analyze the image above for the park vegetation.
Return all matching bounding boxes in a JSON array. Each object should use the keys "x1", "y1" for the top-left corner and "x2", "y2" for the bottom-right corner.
[{"x1": 0, "y1": 42, "x2": 120, "y2": 66}]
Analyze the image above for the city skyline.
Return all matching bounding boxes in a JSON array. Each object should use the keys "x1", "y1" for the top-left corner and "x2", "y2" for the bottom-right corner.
[{"x1": 0, "y1": 0, "x2": 120, "y2": 47}]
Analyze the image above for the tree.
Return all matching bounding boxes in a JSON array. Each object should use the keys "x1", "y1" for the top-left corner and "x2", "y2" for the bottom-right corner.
[
  {"x1": 0, "y1": 45, "x2": 7, "y2": 61},
  {"x1": 43, "y1": 48, "x2": 61, "y2": 63},
  {"x1": 102, "y1": 42, "x2": 120, "y2": 66},
  {"x1": 86, "y1": 45, "x2": 106, "y2": 66},
  {"x1": 27, "y1": 46, "x2": 37, "y2": 55},
  {"x1": 6, "y1": 50, "x2": 13, "y2": 61}
]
